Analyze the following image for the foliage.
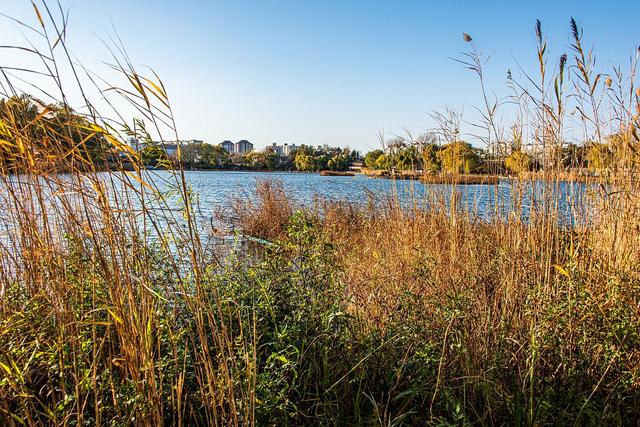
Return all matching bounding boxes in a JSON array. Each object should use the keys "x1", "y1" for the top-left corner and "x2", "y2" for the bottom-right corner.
[
  {"x1": 438, "y1": 141, "x2": 481, "y2": 174},
  {"x1": 293, "y1": 145, "x2": 357, "y2": 172},
  {"x1": 181, "y1": 142, "x2": 231, "y2": 169},
  {"x1": 586, "y1": 142, "x2": 614, "y2": 170},
  {"x1": 364, "y1": 143, "x2": 443, "y2": 172},
  {"x1": 421, "y1": 143, "x2": 442, "y2": 173},
  {"x1": 243, "y1": 147, "x2": 279, "y2": 170},
  {"x1": 364, "y1": 149, "x2": 384, "y2": 169},
  {"x1": 2, "y1": 6, "x2": 640, "y2": 425},
  {"x1": 0, "y1": 95, "x2": 113, "y2": 172},
  {"x1": 374, "y1": 153, "x2": 392, "y2": 170},
  {"x1": 505, "y1": 150, "x2": 532, "y2": 174}
]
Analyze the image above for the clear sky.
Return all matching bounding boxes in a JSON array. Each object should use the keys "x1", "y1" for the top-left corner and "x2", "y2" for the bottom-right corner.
[{"x1": 1, "y1": 0, "x2": 639, "y2": 152}]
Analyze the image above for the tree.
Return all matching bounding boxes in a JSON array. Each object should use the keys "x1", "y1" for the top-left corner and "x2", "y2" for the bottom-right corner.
[
  {"x1": 438, "y1": 141, "x2": 480, "y2": 174},
  {"x1": 263, "y1": 147, "x2": 279, "y2": 170},
  {"x1": 0, "y1": 95, "x2": 113, "y2": 172},
  {"x1": 421, "y1": 144, "x2": 441, "y2": 173},
  {"x1": 180, "y1": 143, "x2": 201, "y2": 167},
  {"x1": 386, "y1": 137, "x2": 406, "y2": 156},
  {"x1": 586, "y1": 143, "x2": 613, "y2": 171},
  {"x1": 505, "y1": 150, "x2": 532, "y2": 174},
  {"x1": 374, "y1": 153, "x2": 392, "y2": 170},
  {"x1": 196, "y1": 143, "x2": 230, "y2": 168},
  {"x1": 364, "y1": 149, "x2": 384, "y2": 169},
  {"x1": 396, "y1": 145, "x2": 419, "y2": 170},
  {"x1": 245, "y1": 148, "x2": 279, "y2": 170},
  {"x1": 327, "y1": 152, "x2": 351, "y2": 171},
  {"x1": 294, "y1": 151, "x2": 315, "y2": 171},
  {"x1": 606, "y1": 127, "x2": 640, "y2": 170}
]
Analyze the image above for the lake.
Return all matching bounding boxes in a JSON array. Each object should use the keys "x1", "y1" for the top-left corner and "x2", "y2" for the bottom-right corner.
[
  {"x1": 147, "y1": 170, "x2": 592, "y2": 228},
  {"x1": 0, "y1": 170, "x2": 594, "y2": 250}
]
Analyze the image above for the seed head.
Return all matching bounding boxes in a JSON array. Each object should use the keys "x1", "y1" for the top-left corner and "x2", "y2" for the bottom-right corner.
[
  {"x1": 535, "y1": 19, "x2": 542, "y2": 42},
  {"x1": 559, "y1": 54, "x2": 567, "y2": 74},
  {"x1": 570, "y1": 17, "x2": 580, "y2": 44}
]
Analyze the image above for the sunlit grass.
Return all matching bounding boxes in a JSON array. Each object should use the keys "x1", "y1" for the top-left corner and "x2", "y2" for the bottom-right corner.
[{"x1": 0, "y1": 3, "x2": 639, "y2": 425}]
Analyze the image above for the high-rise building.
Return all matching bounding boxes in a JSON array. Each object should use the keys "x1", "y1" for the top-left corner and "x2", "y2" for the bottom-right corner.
[
  {"x1": 271, "y1": 143, "x2": 284, "y2": 156},
  {"x1": 221, "y1": 140, "x2": 235, "y2": 153},
  {"x1": 235, "y1": 140, "x2": 253, "y2": 154},
  {"x1": 283, "y1": 143, "x2": 298, "y2": 156},
  {"x1": 269, "y1": 143, "x2": 298, "y2": 157}
]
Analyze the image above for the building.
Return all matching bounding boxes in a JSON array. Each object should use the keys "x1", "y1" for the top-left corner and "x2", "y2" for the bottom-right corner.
[
  {"x1": 270, "y1": 143, "x2": 298, "y2": 157},
  {"x1": 283, "y1": 143, "x2": 297, "y2": 156},
  {"x1": 235, "y1": 140, "x2": 253, "y2": 154},
  {"x1": 349, "y1": 161, "x2": 363, "y2": 172},
  {"x1": 147, "y1": 140, "x2": 200, "y2": 158},
  {"x1": 127, "y1": 137, "x2": 142, "y2": 152},
  {"x1": 221, "y1": 140, "x2": 234, "y2": 153},
  {"x1": 163, "y1": 143, "x2": 179, "y2": 158}
]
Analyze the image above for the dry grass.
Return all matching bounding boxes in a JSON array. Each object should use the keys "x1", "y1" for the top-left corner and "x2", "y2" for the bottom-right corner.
[
  {"x1": 234, "y1": 177, "x2": 640, "y2": 422},
  {"x1": 0, "y1": 4, "x2": 254, "y2": 425},
  {"x1": 231, "y1": 180, "x2": 295, "y2": 241},
  {"x1": 0, "y1": 4, "x2": 639, "y2": 425}
]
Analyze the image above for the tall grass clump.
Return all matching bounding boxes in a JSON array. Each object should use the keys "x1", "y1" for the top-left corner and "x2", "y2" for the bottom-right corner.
[
  {"x1": 0, "y1": 3, "x2": 639, "y2": 426},
  {"x1": 0, "y1": 3, "x2": 258, "y2": 425}
]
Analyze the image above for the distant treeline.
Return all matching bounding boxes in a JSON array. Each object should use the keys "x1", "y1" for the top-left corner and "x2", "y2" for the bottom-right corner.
[
  {"x1": 142, "y1": 142, "x2": 360, "y2": 172},
  {"x1": 362, "y1": 131, "x2": 639, "y2": 175}
]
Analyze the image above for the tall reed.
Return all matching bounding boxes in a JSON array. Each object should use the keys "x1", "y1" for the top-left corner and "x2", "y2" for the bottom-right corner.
[{"x1": 0, "y1": 4, "x2": 638, "y2": 425}]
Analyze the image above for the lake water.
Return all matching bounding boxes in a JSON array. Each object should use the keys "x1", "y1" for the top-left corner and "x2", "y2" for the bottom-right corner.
[
  {"x1": 0, "y1": 170, "x2": 593, "y2": 250},
  {"x1": 146, "y1": 170, "x2": 592, "y2": 228},
  {"x1": 0, "y1": 169, "x2": 594, "y2": 278}
]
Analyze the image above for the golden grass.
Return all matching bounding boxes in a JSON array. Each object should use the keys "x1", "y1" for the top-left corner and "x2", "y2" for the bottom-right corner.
[{"x1": 0, "y1": 4, "x2": 639, "y2": 424}]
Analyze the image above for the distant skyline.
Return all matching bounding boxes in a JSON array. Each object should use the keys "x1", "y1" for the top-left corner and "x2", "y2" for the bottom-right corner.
[{"x1": 1, "y1": 1, "x2": 639, "y2": 152}]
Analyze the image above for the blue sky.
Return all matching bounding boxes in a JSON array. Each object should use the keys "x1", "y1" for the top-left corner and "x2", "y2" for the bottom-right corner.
[{"x1": 1, "y1": 0, "x2": 639, "y2": 152}]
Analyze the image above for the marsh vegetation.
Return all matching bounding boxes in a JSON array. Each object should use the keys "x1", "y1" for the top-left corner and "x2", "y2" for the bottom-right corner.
[{"x1": 0, "y1": 4, "x2": 639, "y2": 426}]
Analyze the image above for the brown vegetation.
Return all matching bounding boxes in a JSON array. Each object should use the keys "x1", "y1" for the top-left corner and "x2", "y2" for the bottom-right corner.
[
  {"x1": 1, "y1": 4, "x2": 640, "y2": 425},
  {"x1": 319, "y1": 170, "x2": 355, "y2": 176}
]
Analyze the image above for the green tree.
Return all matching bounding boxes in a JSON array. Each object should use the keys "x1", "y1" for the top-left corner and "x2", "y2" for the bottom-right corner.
[
  {"x1": 180, "y1": 143, "x2": 201, "y2": 167},
  {"x1": 438, "y1": 141, "x2": 480, "y2": 174},
  {"x1": 244, "y1": 150, "x2": 278, "y2": 170},
  {"x1": 197, "y1": 143, "x2": 230, "y2": 168},
  {"x1": 364, "y1": 149, "x2": 384, "y2": 169},
  {"x1": 421, "y1": 144, "x2": 441, "y2": 173},
  {"x1": 396, "y1": 146, "x2": 419, "y2": 170},
  {"x1": 374, "y1": 153, "x2": 392, "y2": 170},
  {"x1": 0, "y1": 95, "x2": 112, "y2": 170},
  {"x1": 327, "y1": 152, "x2": 350, "y2": 171},
  {"x1": 294, "y1": 151, "x2": 315, "y2": 171}
]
